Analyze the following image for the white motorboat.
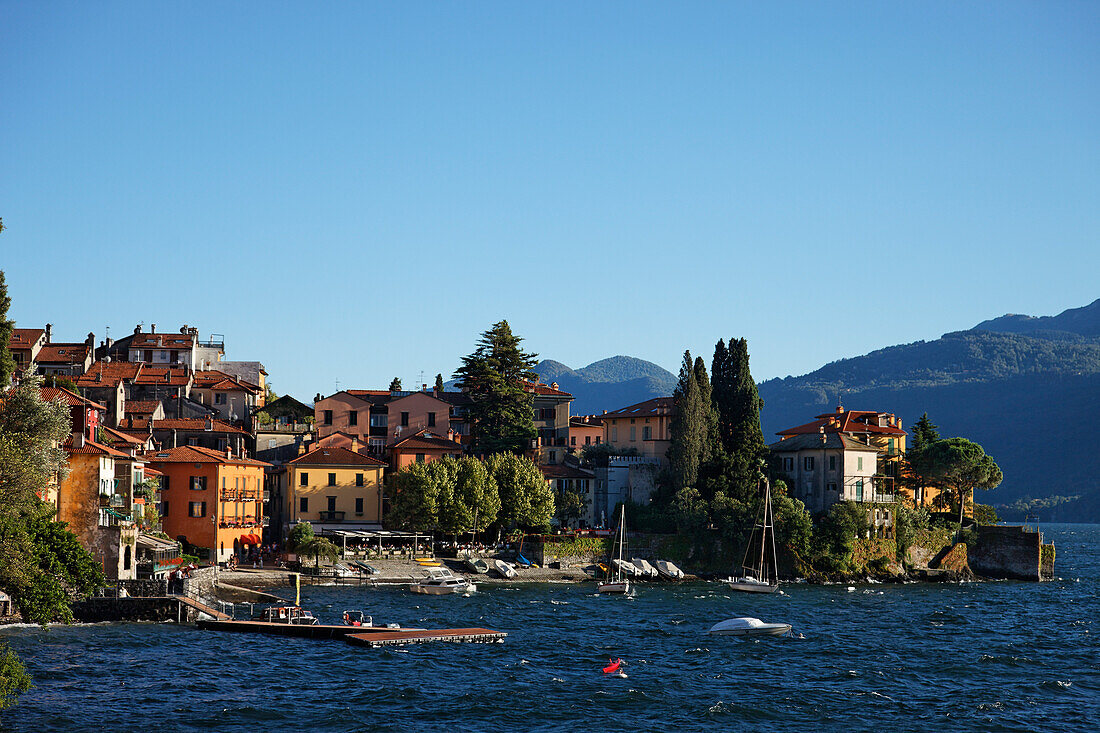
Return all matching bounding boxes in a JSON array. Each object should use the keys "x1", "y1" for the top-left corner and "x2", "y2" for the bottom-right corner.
[
  {"x1": 464, "y1": 557, "x2": 490, "y2": 574},
  {"x1": 493, "y1": 558, "x2": 517, "y2": 579},
  {"x1": 612, "y1": 558, "x2": 640, "y2": 577},
  {"x1": 631, "y1": 558, "x2": 659, "y2": 578},
  {"x1": 654, "y1": 559, "x2": 685, "y2": 580},
  {"x1": 252, "y1": 605, "x2": 319, "y2": 625},
  {"x1": 598, "y1": 507, "x2": 633, "y2": 595},
  {"x1": 728, "y1": 474, "x2": 781, "y2": 594},
  {"x1": 708, "y1": 617, "x2": 791, "y2": 637},
  {"x1": 409, "y1": 567, "x2": 476, "y2": 595}
]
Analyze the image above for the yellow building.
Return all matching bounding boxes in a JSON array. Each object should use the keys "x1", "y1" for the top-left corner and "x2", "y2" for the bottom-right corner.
[
  {"x1": 285, "y1": 445, "x2": 386, "y2": 530},
  {"x1": 600, "y1": 397, "x2": 676, "y2": 460}
]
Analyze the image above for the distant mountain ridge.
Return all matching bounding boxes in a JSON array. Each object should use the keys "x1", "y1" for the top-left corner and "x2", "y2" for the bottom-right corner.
[
  {"x1": 758, "y1": 297, "x2": 1100, "y2": 518},
  {"x1": 533, "y1": 356, "x2": 677, "y2": 415}
]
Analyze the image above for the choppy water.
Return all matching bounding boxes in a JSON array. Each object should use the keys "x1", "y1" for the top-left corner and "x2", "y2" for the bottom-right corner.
[{"x1": 3, "y1": 524, "x2": 1099, "y2": 732}]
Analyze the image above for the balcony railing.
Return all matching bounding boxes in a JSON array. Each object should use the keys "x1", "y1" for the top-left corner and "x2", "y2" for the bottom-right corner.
[
  {"x1": 220, "y1": 491, "x2": 258, "y2": 502},
  {"x1": 318, "y1": 511, "x2": 346, "y2": 522},
  {"x1": 257, "y1": 422, "x2": 313, "y2": 433}
]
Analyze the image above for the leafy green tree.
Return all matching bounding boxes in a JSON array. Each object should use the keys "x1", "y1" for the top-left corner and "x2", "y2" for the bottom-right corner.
[
  {"x1": 923, "y1": 437, "x2": 1003, "y2": 527},
  {"x1": 811, "y1": 501, "x2": 870, "y2": 573},
  {"x1": 454, "y1": 321, "x2": 539, "y2": 455},
  {"x1": 671, "y1": 486, "x2": 710, "y2": 534},
  {"x1": 287, "y1": 521, "x2": 315, "y2": 551},
  {"x1": 433, "y1": 458, "x2": 468, "y2": 535},
  {"x1": 297, "y1": 536, "x2": 340, "y2": 569},
  {"x1": 485, "y1": 452, "x2": 554, "y2": 530},
  {"x1": 388, "y1": 377, "x2": 402, "y2": 392},
  {"x1": 387, "y1": 462, "x2": 443, "y2": 531},
  {"x1": 772, "y1": 490, "x2": 812, "y2": 559},
  {"x1": 0, "y1": 642, "x2": 32, "y2": 711},
  {"x1": 454, "y1": 456, "x2": 499, "y2": 533},
  {"x1": 0, "y1": 269, "x2": 15, "y2": 388},
  {"x1": 668, "y1": 351, "x2": 709, "y2": 490},
  {"x1": 554, "y1": 489, "x2": 588, "y2": 528},
  {"x1": 434, "y1": 373, "x2": 445, "y2": 393}
]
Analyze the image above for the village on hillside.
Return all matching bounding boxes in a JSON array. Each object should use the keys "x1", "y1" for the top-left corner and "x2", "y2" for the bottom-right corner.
[{"x1": 6, "y1": 319, "x2": 987, "y2": 584}]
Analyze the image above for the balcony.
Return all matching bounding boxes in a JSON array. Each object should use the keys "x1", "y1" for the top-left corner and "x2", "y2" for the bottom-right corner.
[
  {"x1": 317, "y1": 511, "x2": 346, "y2": 522},
  {"x1": 257, "y1": 422, "x2": 313, "y2": 433}
]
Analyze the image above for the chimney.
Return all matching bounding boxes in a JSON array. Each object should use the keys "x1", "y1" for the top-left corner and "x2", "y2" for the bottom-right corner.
[
  {"x1": 180, "y1": 325, "x2": 188, "y2": 334},
  {"x1": 74, "y1": 432, "x2": 84, "y2": 448},
  {"x1": 351, "y1": 436, "x2": 359, "y2": 452},
  {"x1": 227, "y1": 446, "x2": 233, "y2": 460},
  {"x1": 422, "y1": 384, "x2": 428, "y2": 392},
  {"x1": 96, "y1": 371, "x2": 102, "y2": 383},
  {"x1": 150, "y1": 323, "x2": 156, "y2": 334},
  {"x1": 551, "y1": 382, "x2": 559, "y2": 390},
  {"x1": 45, "y1": 323, "x2": 53, "y2": 342},
  {"x1": 836, "y1": 404, "x2": 844, "y2": 414},
  {"x1": 205, "y1": 416, "x2": 213, "y2": 431},
  {"x1": 134, "y1": 325, "x2": 142, "y2": 335},
  {"x1": 86, "y1": 332, "x2": 95, "y2": 351}
]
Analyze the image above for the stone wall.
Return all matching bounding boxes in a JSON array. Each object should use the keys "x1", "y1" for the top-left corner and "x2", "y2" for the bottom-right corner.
[
  {"x1": 968, "y1": 525, "x2": 1043, "y2": 581},
  {"x1": 73, "y1": 597, "x2": 183, "y2": 623}
]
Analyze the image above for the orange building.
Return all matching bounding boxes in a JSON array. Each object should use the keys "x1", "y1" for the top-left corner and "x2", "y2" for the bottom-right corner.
[
  {"x1": 601, "y1": 397, "x2": 676, "y2": 460},
  {"x1": 568, "y1": 416, "x2": 604, "y2": 453},
  {"x1": 390, "y1": 429, "x2": 465, "y2": 471},
  {"x1": 144, "y1": 446, "x2": 269, "y2": 563}
]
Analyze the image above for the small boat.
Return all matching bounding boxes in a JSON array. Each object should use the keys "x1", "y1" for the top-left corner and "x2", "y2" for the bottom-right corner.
[
  {"x1": 598, "y1": 506, "x2": 633, "y2": 595},
  {"x1": 408, "y1": 567, "x2": 476, "y2": 595},
  {"x1": 415, "y1": 558, "x2": 442, "y2": 567},
  {"x1": 464, "y1": 557, "x2": 490, "y2": 574},
  {"x1": 654, "y1": 560, "x2": 684, "y2": 580},
  {"x1": 352, "y1": 561, "x2": 380, "y2": 575},
  {"x1": 612, "y1": 558, "x2": 639, "y2": 577},
  {"x1": 728, "y1": 475, "x2": 780, "y2": 594},
  {"x1": 631, "y1": 558, "x2": 659, "y2": 578},
  {"x1": 252, "y1": 605, "x2": 319, "y2": 625},
  {"x1": 708, "y1": 617, "x2": 791, "y2": 637},
  {"x1": 493, "y1": 559, "x2": 517, "y2": 579},
  {"x1": 515, "y1": 554, "x2": 535, "y2": 568},
  {"x1": 342, "y1": 610, "x2": 371, "y2": 626}
]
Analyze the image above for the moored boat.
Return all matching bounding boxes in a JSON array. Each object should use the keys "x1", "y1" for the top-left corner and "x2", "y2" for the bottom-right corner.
[
  {"x1": 631, "y1": 557, "x2": 659, "y2": 578},
  {"x1": 727, "y1": 473, "x2": 780, "y2": 594},
  {"x1": 708, "y1": 617, "x2": 791, "y2": 637},
  {"x1": 598, "y1": 506, "x2": 633, "y2": 595},
  {"x1": 492, "y1": 559, "x2": 517, "y2": 579},
  {"x1": 654, "y1": 560, "x2": 685, "y2": 580},
  {"x1": 409, "y1": 567, "x2": 476, "y2": 595},
  {"x1": 251, "y1": 604, "x2": 319, "y2": 625}
]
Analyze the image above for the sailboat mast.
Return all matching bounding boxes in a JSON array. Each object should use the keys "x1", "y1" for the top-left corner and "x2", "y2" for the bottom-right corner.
[
  {"x1": 768, "y1": 479, "x2": 779, "y2": 586},
  {"x1": 758, "y1": 476, "x2": 768, "y2": 583}
]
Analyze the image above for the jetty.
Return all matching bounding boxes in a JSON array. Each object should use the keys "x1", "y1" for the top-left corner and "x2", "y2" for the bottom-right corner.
[{"x1": 196, "y1": 618, "x2": 506, "y2": 647}]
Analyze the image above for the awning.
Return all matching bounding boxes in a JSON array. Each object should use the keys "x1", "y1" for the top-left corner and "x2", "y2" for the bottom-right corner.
[{"x1": 241, "y1": 533, "x2": 261, "y2": 545}]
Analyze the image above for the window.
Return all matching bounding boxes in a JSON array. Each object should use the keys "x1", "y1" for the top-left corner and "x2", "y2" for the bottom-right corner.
[
  {"x1": 300, "y1": 472, "x2": 309, "y2": 486},
  {"x1": 323, "y1": 410, "x2": 333, "y2": 425},
  {"x1": 356, "y1": 473, "x2": 364, "y2": 487},
  {"x1": 855, "y1": 479, "x2": 864, "y2": 501},
  {"x1": 643, "y1": 426, "x2": 652, "y2": 441},
  {"x1": 190, "y1": 476, "x2": 206, "y2": 490},
  {"x1": 215, "y1": 393, "x2": 227, "y2": 405},
  {"x1": 829, "y1": 455, "x2": 836, "y2": 471},
  {"x1": 630, "y1": 426, "x2": 636, "y2": 442},
  {"x1": 804, "y1": 456, "x2": 815, "y2": 471},
  {"x1": 611, "y1": 427, "x2": 618, "y2": 442},
  {"x1": 630, "y1": 418, "x2": 635, "y2": 424},
  {"x1": 187, "y1": 437, "x2": 199, "y2": 446},
  {"x1": 348, "y1": 410, "x2": 358, "y2": 426},
  {"x1": 355, "y1": 497, "x2": 364, "y2": 515},
  {"x1": 595, "y1": 436, "x2": 601, "y2": 445},
  {"x1": 300, "y1": 497, "x2": 308, "y2": 512},
  {"x1": 161, "y1": 501, "x2": 168, "y2": 516},
  {"x1": 427, "y1": 412, "x2": 436, "y2": 427},
  {"x1": 143, "y1": 349, "x2": 153, "y2": 362},
  {"x1": 827, "y1": 482, "x2": 837, "y2": 494},
  {"x1": 401, "y1": 412, "x2": 409, "y2": 427},
  {"x1": 327, "y1": 496, "x2": 337, "y2": 512},
  {"x1": 188, "y1": 501, "x2": 206, "y2": 517},
  {"x1": 328, "y1": 473, "x2": 336, "y2": 486},
  {"x1": 415, "y1": 453, "x2": 426, "y2": 464},
  {"x1": 539, "y1": 408, "x2": 555, "y2": 420},
  {"x1": 370, "y1": 414, "x2": 387, "y2": 428},
  {"x1": 268, "y1": 438, "x2": 277, "y2": 449},
  {"x1": 170, "y1": 350, "x2": 179, "y2": 363},
  {"x1": 783, "y1": 457, "x2": 794, "y2": 472},
  {"x1": 584, "y1": 436, "x2": 590, "y2": 445},
  {"x1": 858, "y1": 456, "x2": 864, "y2": 471}
]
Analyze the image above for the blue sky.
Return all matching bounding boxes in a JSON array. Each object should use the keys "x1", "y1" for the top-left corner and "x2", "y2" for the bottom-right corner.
[{"x1": 2, "y1": 2, "x2": 1097, "y2": 400}]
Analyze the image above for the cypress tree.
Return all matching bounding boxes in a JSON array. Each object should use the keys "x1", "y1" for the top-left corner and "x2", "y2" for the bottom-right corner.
[
  {"x1": 668, "y1": 351, "x2": 709, "y2": 490},
  {"x1": 454, "y1": 320, "x2": 539, "y2": 455},
  {"x1": 0, "y1": 270, "x2": 15, "y2": 388},
  {"x1": 694, "y1": 355, "x2": 718, "y2": 461},
  {"x1": 434, "y1": 373, "x2": 445, "y2": 393},
  {"x1": 709, "y1": 337, "x2": 766, "y2": 502}
]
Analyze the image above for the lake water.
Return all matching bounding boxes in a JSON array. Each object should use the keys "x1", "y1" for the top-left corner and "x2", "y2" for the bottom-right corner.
[{"x1": 2, "y1": 524, "x2": 1098, "y2": 732}]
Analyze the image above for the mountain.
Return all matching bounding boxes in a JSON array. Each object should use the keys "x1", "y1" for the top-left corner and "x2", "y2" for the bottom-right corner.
[
  {"x1": 974, "y1": 298, "x2": 1100, "y2": 337},
  {"x1": 758, "y1": 299, "x2": 1100, "y2": 518},
  {"x1": 533, "y1": 356, "x2": 677, "y2": 415}
]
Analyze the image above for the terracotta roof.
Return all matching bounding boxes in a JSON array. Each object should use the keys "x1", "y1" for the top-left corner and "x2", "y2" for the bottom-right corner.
[
  {"x1": 521, "y1": 380, "x2": 573, "y2": 397},
  {"x1": 74, "y1": 362, "x2": 142, "y2": 387},
  {"x1": 768, "y1": 433, "x2": 883, "y2": 453},
  {"x1": 287, "y1": 446, "x2": 386, "y2": 467},
  {"x1": 600, "y1": 396, "x2": 675, "y2": 420},
  {"x1": 777, "y1": 409, "x2": 906, "y2": 438},
  {"x1": 35, "y1": 343, "x2": 90, "y2": 363},
  {"x1": 130, "y1": 332, "x2": 195, "y2": 349},
  {"x1": 9, "y1": 328, "x2": 45, "y2": 349},
  {"x1": 39, "y1": 386, "x2": 107, "y2": 411},
  {"x1": 570, "y1": 416, "x2": 604, "y2": 427},
  {"x1": 391, "y1": 429, "x2": 464, "y2": 451},
  {"x1": 124, "y1": 400, "x2": 162, "y2": 415},
  {"x1": 63, "y1": 435, "x2": 131, "y2": 457},
  {"x1": 143, "y1": 445, "x2": 269, "y2": 466},
  {"x1": 98, "y1": 425, "x2": 147, "y2": 446},
  {"x1": 132, "y1": 367, "x2": 190, "y2": 387},
  {"x1": 539, "y1": 464, "x2": 595, "y2": 480},
  {"x1": 121, "y1": 417, "x2": 249, "y2": 435},
  {"x1": 142, "y1": 465, "x2": 163, "y2": 477},
  {"x1": 192, "y1": 370, "x2": 259, "y2": 393}
]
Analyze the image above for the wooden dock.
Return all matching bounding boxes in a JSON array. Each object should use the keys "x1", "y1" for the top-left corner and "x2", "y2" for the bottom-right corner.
[
  {"x1": 346, "y1": 628, "x2": 508, "y2": 648},
  {"x1": 196, "y1": 619, "x2": 506, "y2": 647}
]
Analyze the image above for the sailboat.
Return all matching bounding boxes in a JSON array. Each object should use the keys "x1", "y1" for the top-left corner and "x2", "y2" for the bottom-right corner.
[
  {"x1": 598, "y1": 506, "x2": 632, "y2": 595},
  {"x1": 728, "y1": 476, "x2": 780, "y2": 594}
]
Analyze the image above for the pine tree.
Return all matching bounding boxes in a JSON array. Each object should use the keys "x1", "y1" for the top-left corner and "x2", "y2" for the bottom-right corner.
[
  {"x1": 434, "y1": 373, "x2": 445, "y2": 393},
  {"x1": 388, "y1": 377, "x2": 402, "y2": 392},
  {"x1": 904, "y1": 413, "x2": 942, "y2": 503},
  {"x1": 0, "y1": 271, "x2": 15, "y2": 388},
  {"x1": 910, "y1": 413, "x2": 940, "y2": 453},
  {"x1": 453, "y1": 320, "x2": 539, "y2": 455}
]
